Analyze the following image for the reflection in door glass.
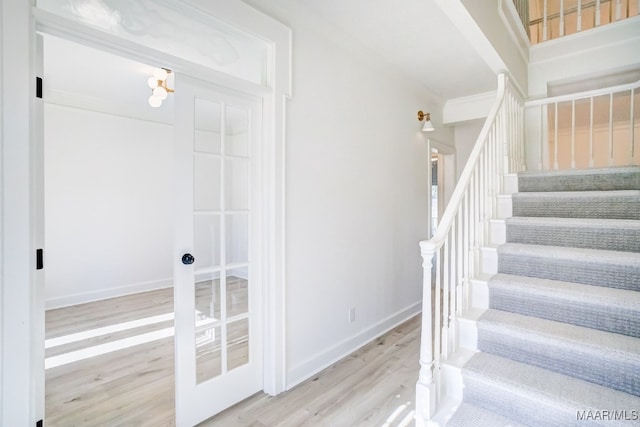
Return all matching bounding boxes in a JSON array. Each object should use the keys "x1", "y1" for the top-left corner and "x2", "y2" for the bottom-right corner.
[
  {"x1": 226, "y1": 268, "x2": 248, "y2": 318},
  {"x1": 227, "y1": 319, "x2": 249, "y2": 371},
  {"x1": 196, "y1": 326, "x2": 221, "y2": 383}
]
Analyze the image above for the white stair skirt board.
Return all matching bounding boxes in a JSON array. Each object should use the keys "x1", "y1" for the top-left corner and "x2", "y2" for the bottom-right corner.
[
  {"x1": 439, "y1": 348, "x2": 476, "y2": 401},
  {"x1": 496, "y1": 195, "x2": 512, "y2": 219},
  {"x1": 470, "y1": 275, "x2": 491, "y2": 310},
  {"x1": 503, "y1": 174, "x2": 518, "y2": 195},
  {"x1": 489, "y1": 219, "x2": 506, "y2": 246},
  {"x1": 480, "y1": 246, "x2": 498, "y2": 275}
]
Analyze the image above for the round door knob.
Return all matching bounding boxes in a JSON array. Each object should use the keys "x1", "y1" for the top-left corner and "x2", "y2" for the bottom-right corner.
[{"x1": 181, "y1": 253, "x2": 195, "y2": 265}]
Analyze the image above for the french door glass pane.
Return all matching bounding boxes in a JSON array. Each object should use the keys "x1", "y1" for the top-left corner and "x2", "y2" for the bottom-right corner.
[
  {"x1": 193, "y1": 214, "x2": 221, "y2": 269},
  {"x1": 225, "y1": 105, "x2": 249, "y2": 157},
  {"x1": 227, "y1": 319, "x2": 249, "y2": 371},
  {"x1": 225, "y1": 158, "x2": 249, "y2": 210},
  {"x1": 194, "y1": 155, "x2": 221, "y2": 211},
  {"x1": 195, "y1": 99, "x2": 221, "y2": 154},
  {"x1": 226, "y1": 268, "x2": 248, "y2": 318},
  {"x1": 196, "y1": 326, "x2": 222, "y2": 383},
  {"x1": 225, "y1": 214, "x2": 249, "y2": 264}
]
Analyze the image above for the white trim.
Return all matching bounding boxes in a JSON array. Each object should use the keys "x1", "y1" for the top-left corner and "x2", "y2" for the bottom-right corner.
[
  {"x1": 499, "y1": 0, "x2": 530, "y2": 64},
  {"x1": 44, "y1": 278, "x2": 174, "y2": 310},
  {"x1": 1, "y1": 0, "x2": 37, "y2": 425},
  {"x1": 286, "y1": 302, "x2": 422, "y2": 390},
  {"x1": 443, "y1": 91, "x2": 497, "y2": 124}
]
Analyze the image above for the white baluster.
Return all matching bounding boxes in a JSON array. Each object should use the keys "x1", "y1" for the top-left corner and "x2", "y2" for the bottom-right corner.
[
  {"x1": 560, "y1": 0, "x2": 565, "y2": 36},
  {"x1": 631, "y1": 89, "x2": 636, "y2": 161},
  {"x1": 571, "y1": 100, "x2": 576, "y2": 168},
  {"x1": 539, "y1": 105, "x2": 545, "y2": 170},
  {"x1": 416, "y1": 245, "x2": 437, "y2": 422},
  {"x1": 554, "y1": 102, "x2": 559, "y2": 169},
  {"x1": 616, "y1": 0, "x2": 622, "y2": 19},
  {"x1": 456, "y1": 211, "x2": 463, "y2": 317},
  {"x1": 543, "y1": 0, "x2": 548, "y2": 40},
  {"x1": 596, "y1": 0, "x2": 602, "y2": 26},
  {"x1": 577, "y1": 0, "x2": 582, "y2": 31},
  {"x1": 589, "y1": 97, "x2": 595, "y2": 167},
  {"x1": 442, "y1": 237, "x2": 450, "y2": 359},
  {"x1": 609, "y1": 93, "x2": 614, "y2": 165}
]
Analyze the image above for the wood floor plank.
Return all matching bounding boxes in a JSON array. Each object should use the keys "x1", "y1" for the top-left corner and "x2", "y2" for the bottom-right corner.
[{"x1": 46, "y1": 288, "x2": 421, "y2": 427}]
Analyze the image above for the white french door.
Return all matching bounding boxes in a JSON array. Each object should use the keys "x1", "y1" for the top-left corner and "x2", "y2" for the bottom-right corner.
[{"x1": 173, "y1": 74, "x2": 263, "y2": 426}]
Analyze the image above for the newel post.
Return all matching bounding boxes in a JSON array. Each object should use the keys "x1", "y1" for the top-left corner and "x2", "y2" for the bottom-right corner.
[{"x1": 415, "y1": 242, "x2": 437, "y2": 425}]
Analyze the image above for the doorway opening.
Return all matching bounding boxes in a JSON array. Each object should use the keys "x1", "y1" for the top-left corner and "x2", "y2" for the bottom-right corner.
[{"x1": 43, "y1": 34, "x2": 178, "y2": 425}]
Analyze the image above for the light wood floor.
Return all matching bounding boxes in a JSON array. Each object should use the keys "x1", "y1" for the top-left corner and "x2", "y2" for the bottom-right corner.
[{"x1": 46, "y1": 288, "x2": 420, "y2": 426}]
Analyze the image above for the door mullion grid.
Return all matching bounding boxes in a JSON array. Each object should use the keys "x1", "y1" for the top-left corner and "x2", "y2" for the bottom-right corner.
[{"x1": 220, "y1": 102, "x2": 228, "y2": 375}]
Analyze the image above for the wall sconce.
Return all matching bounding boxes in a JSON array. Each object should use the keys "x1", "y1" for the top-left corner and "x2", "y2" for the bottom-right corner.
[
  {"x1": 147, "y1": 68, "x2": 174, "y2": 108},
  {"x1": 417, "y1": 110, "x2": 435, "y2": 132}
]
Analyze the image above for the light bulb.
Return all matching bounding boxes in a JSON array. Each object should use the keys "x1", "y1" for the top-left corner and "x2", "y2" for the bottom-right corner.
[
  {"x1": 147, "y1": 77, "x2": 159, "y2": 89},
  {"x1": 148, "y1": 95, "x2": 162, "y2": 108},
  {"x1": 154, "y1": 68, "x2": 168, "y2": 81},
  {"x1": 153, "y1": 86, "x2": 168, "y2": 100}
]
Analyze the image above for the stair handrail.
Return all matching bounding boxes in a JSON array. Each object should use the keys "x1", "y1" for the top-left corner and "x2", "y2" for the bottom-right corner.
[
  {"x1": 422, "y1": 76, "x2": 506, "y2": 254},
  {"x1": 525, "y1": 79, "x2": 640, "y2": 107},
  {"x1": 416, "y1": 72, "x2": 525, "y2": 424}
]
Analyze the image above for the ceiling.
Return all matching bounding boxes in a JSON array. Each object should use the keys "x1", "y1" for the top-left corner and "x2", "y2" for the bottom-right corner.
[
  {"x1": 43, "y1": 0, "x2": 498, "y2": 119},
  {"x1": 278, "y1": 0, "x2": 497, "y2": 101}
]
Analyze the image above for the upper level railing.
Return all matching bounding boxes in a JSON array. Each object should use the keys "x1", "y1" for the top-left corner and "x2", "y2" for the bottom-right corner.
[
  {"x1": 513, "y1": 0, "x2": 639, "y2": 44},
  {"x1": 524, "y1": 79, "x2": 640, "y2": 170},
  {"x1": 415, "y1": 74, "x2": 525, "y2": 423}
]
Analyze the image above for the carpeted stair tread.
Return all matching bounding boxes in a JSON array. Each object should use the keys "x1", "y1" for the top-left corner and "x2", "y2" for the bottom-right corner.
[
  {"x1": 447, "y1": 403, "x2": 526, "y2": 427},
  {"x1": 463, "y1": 352, "x2": 640, "y2": 427},
  {"x1": 497, "y1": 243, "x2": 640, "y2": 291},
  {"x1": 511, "y1": 190, "x2": 640, "y2": 219},
  {"x1": 505, "y1": 217, "x2": 640, "y2": 252},
  {"x1": 488, "y1": 273, "x2": 640, "y2": 337},
  {"x1": 477, "y1": 309, "x2": 640, "y2": 396},
  {"x1": 518, "y1": 166, "x2": 640, "y2": 192}
]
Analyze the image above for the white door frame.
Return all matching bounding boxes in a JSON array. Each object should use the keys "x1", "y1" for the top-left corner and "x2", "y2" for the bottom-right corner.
[{"x1": 0, "y1": 1, "x2": 291, "y2": 425}]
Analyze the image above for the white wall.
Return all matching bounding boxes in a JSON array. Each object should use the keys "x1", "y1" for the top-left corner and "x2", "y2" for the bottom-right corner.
[
  {"x1": 243, "y1": 0, "x2": 455, "y2": 388},
  {"x1": 44, "y1": 104, "x2": 174, "y2": 308},
  {"x1": 529, "y1": 16, "x2": 640, "y2": 96},
  {"x1": 454, "y1": 119, "x2": 486, "y2": 179}
]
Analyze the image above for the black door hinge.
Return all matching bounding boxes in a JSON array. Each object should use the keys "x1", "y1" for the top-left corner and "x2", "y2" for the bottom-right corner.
[
  {"x1": 36, "y1": 249, "x2": 44, "y2": 270},
  {"x1": 37, "y1": 420, "x2": 43, "y2": 427},
  {"x1": 36, "y1": 77, "x2": 43, "y2": 99}
]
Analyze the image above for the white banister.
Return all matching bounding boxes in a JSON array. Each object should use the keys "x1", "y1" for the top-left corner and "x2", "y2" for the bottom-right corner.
[
  {"x1": 525, "y1": 79, "x2": 640, "y2": 171},
  {"x1": 543, "y1": 0, "x2": 548, "y2": 40},
  {"x1": 577, "y1": 0, "x2": 583, "y2": 31},
  {"x1": 416, "y1": 73, "x2": 525, "y2": 424},
  {"x1": 560, "y1": 0, "x2": 565, "y2": 36}
]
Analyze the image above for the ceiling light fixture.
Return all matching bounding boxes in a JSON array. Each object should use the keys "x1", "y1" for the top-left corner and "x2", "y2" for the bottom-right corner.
[
  {"x1": 417, "y1": 110, "x2": 435, "y2": 132},
  {"x1": 147, "y1": 68, "x2": 174, "y2": 108}
]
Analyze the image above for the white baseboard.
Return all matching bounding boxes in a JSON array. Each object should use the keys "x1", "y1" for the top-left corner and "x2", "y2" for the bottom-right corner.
[
  {"x1": 286, "y1": 301, "x2": 422, "y2": 390},
  {"x1": 45, "y1": 278, "x2": 173, "y2": 310}
]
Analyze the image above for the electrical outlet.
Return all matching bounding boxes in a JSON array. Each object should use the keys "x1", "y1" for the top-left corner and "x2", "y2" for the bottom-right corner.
[{"x1": 348, "y1": 307, "x2": 356, "y2": 323}]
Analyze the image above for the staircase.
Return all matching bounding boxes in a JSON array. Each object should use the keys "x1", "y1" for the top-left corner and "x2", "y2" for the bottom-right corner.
[{"x1": 447, "y1": 166, "x2": 640, "y2": 426}]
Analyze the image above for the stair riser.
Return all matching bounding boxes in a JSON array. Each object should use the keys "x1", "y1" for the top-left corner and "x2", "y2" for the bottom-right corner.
[
  {"x1": 477, "y1": 326, "x2": 640, "y2": 396},
  {"x1": 518, "y1": 169, "x2": 640, "y2": 192},
  {"x1": 498, "y1": 255, "x2": 640, "y2": 291},
  {"x1": 512, "y1": 195, "x2": 640, "y2": 219},
  {"x1": 506, "y1": 224, "x2": 640, "y2": 252},
  {"x1": 488, "y1": 288, "x2": 640, "y2": 338}
]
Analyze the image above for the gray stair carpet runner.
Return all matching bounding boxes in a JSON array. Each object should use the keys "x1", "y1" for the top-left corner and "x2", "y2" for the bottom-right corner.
[{"x1": 448, "y1": 166, "x2": 640, "y2": 427}]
